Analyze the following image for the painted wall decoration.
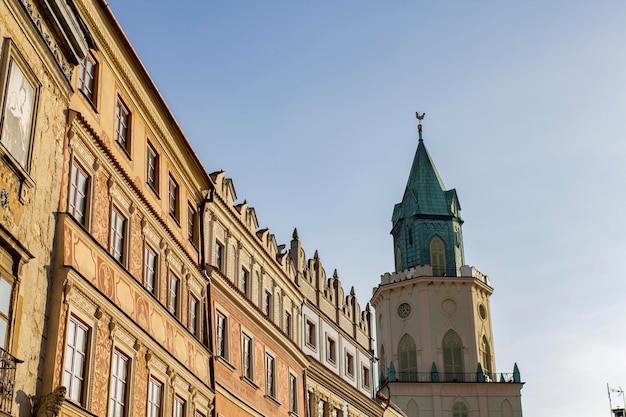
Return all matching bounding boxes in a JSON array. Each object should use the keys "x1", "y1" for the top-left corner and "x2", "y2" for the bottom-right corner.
[{"x1": 0, "y1": 39, "x2": 39, "y2": 170}]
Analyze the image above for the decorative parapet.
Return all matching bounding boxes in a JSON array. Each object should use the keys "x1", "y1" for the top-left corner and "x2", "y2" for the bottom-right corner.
[
  {"x1": 378, "y1": 265, "x2": 490, "y2": 287},
  {"x1": 460, "y1": 265, "x2": 491, "y2": 286},
  {"x1": 379, "y1": 265, "x2": 433, "y2": 285}
]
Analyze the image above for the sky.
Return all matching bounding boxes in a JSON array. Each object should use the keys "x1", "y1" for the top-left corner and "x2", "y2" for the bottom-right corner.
[{"x1": 106, "y1": 1, "x2": 626, "y2": 416}]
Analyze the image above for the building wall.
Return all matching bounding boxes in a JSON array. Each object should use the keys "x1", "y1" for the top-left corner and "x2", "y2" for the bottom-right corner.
[
  {"x1": 0, "y1": 0, "x2": 87, "y2": 415},
  {"x1": 39, "y1": 0, "x2": 215, "y2": 415},
  {"x1": 206, "y1": 172, "x2": 307, "y2": 417}
]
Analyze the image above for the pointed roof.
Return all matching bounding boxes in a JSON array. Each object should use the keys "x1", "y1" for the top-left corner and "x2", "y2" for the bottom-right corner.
[{"x1": 392, "y1": 126, "x2": 461, "y2": 225}]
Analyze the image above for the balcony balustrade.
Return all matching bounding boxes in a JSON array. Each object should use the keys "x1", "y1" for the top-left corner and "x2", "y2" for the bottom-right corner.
[{"x1": 0, "y1": 347, "x2": 22, "y2": 415}]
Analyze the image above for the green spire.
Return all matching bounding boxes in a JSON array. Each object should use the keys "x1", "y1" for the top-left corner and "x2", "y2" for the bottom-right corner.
[{"x1": 391, "y1": 113, "x2": 465, "y2": 273}]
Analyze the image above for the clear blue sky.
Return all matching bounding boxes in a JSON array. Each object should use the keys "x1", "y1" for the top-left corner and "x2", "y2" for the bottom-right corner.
[{"x1": 107, "y1": 1, "x2": 626, "y2": 416}]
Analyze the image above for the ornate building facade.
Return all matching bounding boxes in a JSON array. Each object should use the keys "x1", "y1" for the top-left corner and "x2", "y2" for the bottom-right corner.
[
  {"x1": 370, "y1": 120, "x2": 523, "y2": 417},
  {"x1": 0, "y1": 0, "x2": 89, "y2": 415},
  {"x1": 0, "y1": 1, "x2": 403, "y2": 417}
]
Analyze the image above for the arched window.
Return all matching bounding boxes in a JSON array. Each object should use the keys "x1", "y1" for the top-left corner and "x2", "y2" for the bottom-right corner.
[
  {"x1": 443, "y1": 330, "x2": 464, "y2": 381},
  {"x1": 501, "y1": 399, "x2": 513, "y2": 417},
  {"x1": 452, "y1": 401, "x2": 468, "y2": 417},
  {"x1": 430, "y1": 237, "x2": 446, "y2": 276},
  {"x1": 398, "y1": 334, "x2": 417, "y2": 382},
  {"x1": 481, "y1": 336, "x2": 492, "y2": 377},
  {"x1": 395, "y1": 246, "x2": 402, "y2": 272},
  {"x1": 407, "y1": 400, "x2": 418, "y2": 417}
]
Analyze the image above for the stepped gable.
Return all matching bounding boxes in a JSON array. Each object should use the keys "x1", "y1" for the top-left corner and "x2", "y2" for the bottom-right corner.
[{"x1": 289, "y1": 229, "x2": 372, "y2": 347}]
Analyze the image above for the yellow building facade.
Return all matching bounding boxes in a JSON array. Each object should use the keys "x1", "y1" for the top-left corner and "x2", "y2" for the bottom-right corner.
[{"x1": 2, "y1": 1, "x2": 401, "y2": 417}]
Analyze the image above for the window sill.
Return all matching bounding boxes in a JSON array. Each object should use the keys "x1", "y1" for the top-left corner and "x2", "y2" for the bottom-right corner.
[
  {"x1": 264, "y1": 394, "x2": 281, "y2": 407},
  {"x1": 0, "y1": 144, "x2": 35, "y2": 204},
  {"x1": 216, "y1": 355, "x2": 235, "y2": 371},
  {"x1": 240, "y1": 375, "x2": 259, "y2": 390},
  {"x1": 116, "y1": 140, "x2": 132, "y2": 160},
  {"x1": 147, "y1": 182, "x2": 160, "y2": 199},
  {"x1": 169, "y1": 213, "x2": 181, "y2": 227},
  {"x1": 80, "y1": 90, "x2": 99, "y2": 114}
]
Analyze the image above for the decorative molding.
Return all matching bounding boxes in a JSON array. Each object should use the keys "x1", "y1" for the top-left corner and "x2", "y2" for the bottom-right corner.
[{"x1": 18, "y1": 0, "x2": 74, "y2": 81}]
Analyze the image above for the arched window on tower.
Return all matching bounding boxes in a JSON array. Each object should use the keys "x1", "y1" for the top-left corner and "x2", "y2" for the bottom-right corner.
[
  {"x1": 481, "y1": 336, "x2": 492, "y2": 378},
  {"x1": 395, "y1": 246, "x2": 402, "y2": 272},
  {"x1": 407, "y1": 400, "x2": 418, "y2": 417},
  {"x1": 430, "y1": 237, "x2": 446, "y2": 276},
  {"x1": 398, "y1": 334, "x2": 417, "y2": 382},
  {"x1": 452, "y1": 401, "x2": 468, "y2": 417},
  {"x1": 443, "y1": 330, "x2": 464, "y2": 381}
]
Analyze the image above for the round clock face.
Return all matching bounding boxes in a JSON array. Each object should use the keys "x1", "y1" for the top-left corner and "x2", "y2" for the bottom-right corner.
[{"x1": 397, "y1": 303, "x2": 412, "y2": 319}]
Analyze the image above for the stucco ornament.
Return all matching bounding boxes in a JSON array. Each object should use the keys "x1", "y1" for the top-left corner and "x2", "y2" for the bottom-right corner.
[
  {"x1": 36, "y1": 385, "x2": 66, "y2": 416},
  {"x1": 0, "y1": 189, "x2": 8, "y2": 209}
]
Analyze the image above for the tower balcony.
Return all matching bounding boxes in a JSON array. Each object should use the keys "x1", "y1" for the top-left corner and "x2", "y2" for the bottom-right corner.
[
  {"x1": 381, "y1": 371, "x2": 519, "y2": 384},
  {"x1": 0, "y1": 347, "x2": 22, "y2": 415},
  {"x1": 379, "y1": 265, "x2": 491, "y2": 287}
]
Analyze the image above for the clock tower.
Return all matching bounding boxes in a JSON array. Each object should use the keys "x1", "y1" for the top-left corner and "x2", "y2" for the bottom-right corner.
[{"x1": 371, "y1": 115, "x2": 523, "y2": 417}]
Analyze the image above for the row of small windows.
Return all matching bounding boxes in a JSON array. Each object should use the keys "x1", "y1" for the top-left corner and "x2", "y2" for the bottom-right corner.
[
  {"x1": 78, "y1": 54, "x2": 198, "y2": 244},
  {"x1": 64, "y1": 315, "x2": 208, "y2": 417},
  {"x1": 69, "y1": 158, "x2": 203, "y2": 337},
  {"x1": 304, "y1": 318, "x2": 371, "y2": 389},
  {"x1": 215, "y1": 310, "x2": 299, "y2": 413},
  {"x1": 213, "y1": 239, "x2": 294, "y2": 338},
  {"x1": 69, "y1": 155, "x2": 199, "y2": 249}
]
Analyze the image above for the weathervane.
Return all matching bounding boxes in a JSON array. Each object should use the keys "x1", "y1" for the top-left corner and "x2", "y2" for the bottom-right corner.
[{"x1": 416, "y1": 111, "x2": 425, "y2": 140}]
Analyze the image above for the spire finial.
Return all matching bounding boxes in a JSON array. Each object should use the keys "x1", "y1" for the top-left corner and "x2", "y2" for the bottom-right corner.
[{"x1": 416, "y1": 111, "x2": 425, "y2": 141}]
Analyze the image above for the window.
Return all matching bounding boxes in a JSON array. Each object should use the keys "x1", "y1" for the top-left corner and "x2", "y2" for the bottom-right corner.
[
  {"x1": 168, "y1": 175, "x2": 179, "y2": 222},
  {"x1": 242, "y1": 333, "x2": 253, "y2": 380},
  {"x1": 146, "y1": 142, "x2": 159, "y2": 192},
  {"x1": 430, "y1": 236, "x2": 446, "y2": 276},
  {"x1": 452, "y1": 401, "x2": 469, "y2": 417},
  {"x1": 78, "y1": 52, "x2": 97, "y2": 103},
  {"x1": 114, "y1": 97, "x2": 131, "y2": 155},
  {"x1": 168, "y1": 272, "x2": 180, "y2": 318},
  {"x1": 398, "y1": 333, "x2": 417, "y2": 382},
  {"x1": 239, "y1": 268, "x2": 249, "y2": 295},
  {"x1": 147, "y1": 378, "x2": 162, "y2": 417},
  {"x1": 143, "y1": 244, "x2": 158, "y2": 296},
  {"x1": 264, "y1": 291, "x2": 272, "y2": 317},
  {"x1": 285, "y1": 311, "x2": 292, "y2": 339},
  {"x1": 188, "y1": 204, "x2": 198, "y2": 247},
  {"x1": 362, "y1": 365, "x2": 370, "y2": 389},
  {"x1": 0, "y1": 276, "x2": 12, "y2": 348},
  {"x1": 64, "y1": 316, "x2": 89, "y2": 404},
  {"x1": 443, "y1": 330, "x2": 464, "y2": 382},
  {"x1": 0, "y1": 42, "x2": 39, "y2": 170},
  {"x1": 174, "y1": 396, "x2": 186, "y2": 417},
  {"x1": 289, "y1": 374, "x2": 298, "y2": 414},
  {"x1": 305, "y1": 319, "x2": 316, "y2": 348},
  {"x1": 326, "y1": 336, "x2": 336, "y2": 364},
  {"x1": 215, "y1": 311, "x2": 228, "y2": 360},
  {"x1": 69, "y1": 160, "x2": 90, "y2": 226},
  {"x1": 109, "y1": 350, "x2": 129, "y2": 417},
  {"x1": 215, "y1": 241, "x2": 224, "y2": 270},
  {"x1": 109, "y1": 207, "x2": 127, "y2": 264},
  {"x1": 345, "y1": 351, "x2": 354, "y2": 377},
  {"x1": 482, "y1": 336, "x2": 492, "y2": 376},
  {"x1": 265, "y1": 353, "x2": 276, "y2": 399},
  {"x1": 189, "y1": 294, "x2": 200, "y2": 336}
]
